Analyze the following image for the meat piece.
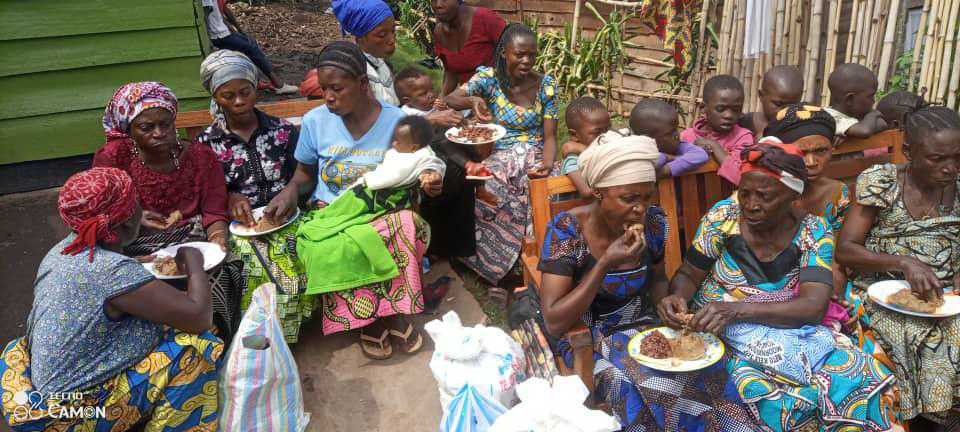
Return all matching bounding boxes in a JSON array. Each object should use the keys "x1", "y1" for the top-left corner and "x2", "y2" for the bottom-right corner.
[
  {"x1": 153, "y1": 256, "x2": 182, "y2": 276},
  {"x1": 253, "y1": 216, "x2": 279, "y2": 233},
  {"x1": 639, "y1": 330, "x2": 672, "y2": 359},
  {"x1": 452, "y1": 125, "x2": 495, "y2": 143},
  {"x1": 668, "y1": 333, "x2": 707, "y2": 360},
  {"x1": 887, "y1": 288, "x2": 944, "y2": 314}
]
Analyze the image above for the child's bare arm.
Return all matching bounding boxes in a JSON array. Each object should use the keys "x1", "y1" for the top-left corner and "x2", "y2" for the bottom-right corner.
[
  {"x1": 843, "y1": 111, "x2": 889, "y2": 138},
  {"x1": 561, "y1": 139, "x2": 586, "y2": 156},
  {"x1": 567, "y1": 171, "x2": 593, "y2": 200}
]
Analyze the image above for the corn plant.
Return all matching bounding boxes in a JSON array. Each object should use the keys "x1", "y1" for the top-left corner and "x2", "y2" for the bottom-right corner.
[{"x1": 392, "y1": 0, "x2": 434, "y2": 55}]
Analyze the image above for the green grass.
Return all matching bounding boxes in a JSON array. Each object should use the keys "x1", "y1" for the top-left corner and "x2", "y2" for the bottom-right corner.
[{"x1": 392, "y1": 35, "x2": 443, "y2": 89}]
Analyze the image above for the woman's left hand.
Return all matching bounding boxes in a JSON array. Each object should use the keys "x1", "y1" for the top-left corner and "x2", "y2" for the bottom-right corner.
[
  {"x1": 689, "y1": 302, "x2": 742, "y2": 334},
  {"x1": 527, "y1": 163, "x2": 551, "y2": 179}
]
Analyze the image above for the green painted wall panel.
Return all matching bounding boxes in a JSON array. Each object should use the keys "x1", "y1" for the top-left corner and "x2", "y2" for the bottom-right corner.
[
  {"x1": 0, "y1": 0, "x2": 198, "y2": 41},
  {"x1": 0, "y1": 57, "x2": 208, "y2": 120},
  {"x1": 0, "y1": 98, "x2": 209, "y2": 165},
  {"x1": 0, "y1": 28, "x2": 201, "y2": 77}
]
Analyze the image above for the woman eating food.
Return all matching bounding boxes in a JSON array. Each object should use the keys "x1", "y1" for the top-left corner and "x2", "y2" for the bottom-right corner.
[
  {"x1": 0, "y1": 168, "x2": 222, "y2": 431},
  {"x1": 195, "y1": 50, "x2": 315, "y2": 344},
  {"x1": 431, "y1": 0, "x2": 506, "y2": 96},
  {"x1": 266, "y1": 41, "x2": 441, "y2": 360},
  {"x1": 660, "y1": 142, "x2": 894, "y2": 431},
  {"x1": 444, "y1": 23, "x2": 560, "y2": 302},
  {"x1": 536, "y1": 135, "x2": 758, "y2": 430},
  {"x1": 93, "y1": 82, "x2": 243, "y2": 340},
  {"x1": 837, "y1": 104, "x2": 960, "y2": 426}
]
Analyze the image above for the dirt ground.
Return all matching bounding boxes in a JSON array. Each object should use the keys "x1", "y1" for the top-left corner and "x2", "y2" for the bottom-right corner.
[{"x1": 231, "y1": 1, "x2": 343, "y2": 99}]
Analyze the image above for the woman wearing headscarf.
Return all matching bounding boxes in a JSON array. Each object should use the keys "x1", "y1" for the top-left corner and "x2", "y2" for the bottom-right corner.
[
  {"x1": 93, "y1": 82, "x2": 243, "y2": 340},
  {"x1": 432, "y1": 0, "x2": 507, "y2": 96},
  {"x1": 195, "y1": 50, "x2": 314, "y2": 344},
  {"x1": 660, "y1": 143, "x2": 894, "y2": 431},
  {"x1": 837, "y1": 105, "x2": 960, "y2": 426},
  {"x1": 268, "y1": 41, "x2": 441, "y2": 360},
  {"x1": 330, "y1": 0, "x2": 399, "y2": 106},
  {"x1": 535, "y1": 135, "x2": 758, "y2": 430},
  {"x1": 0, "y1": 168, "x2": 222, "y2": 431},
  {"x1": 763, "y1": 104, "x2": 853, "y2": 331},
  {"x1": 444, "y1": 23, "x2": 560, "y2": 299}
]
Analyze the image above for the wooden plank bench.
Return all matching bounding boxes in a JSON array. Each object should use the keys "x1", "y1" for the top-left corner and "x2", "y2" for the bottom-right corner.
[{"x1": 174, "y1": 98, "x2": 323, "y2": 139}]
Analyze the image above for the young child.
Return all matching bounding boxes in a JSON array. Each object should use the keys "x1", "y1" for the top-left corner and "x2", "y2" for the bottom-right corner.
[
  {"x1": 876, "y1": 90, "x2": 925, "y2": 131},
  {"x1": 356, "y1": 115, "x2": 445, "y2": 193},
  {"x1": 739, "y1": 66, "x2": 804, "y2": 137},
  {"x1": 680, "y1": 75, "x2": 753, "y2": 184},
  {"x1": 395, "y1": 67, "x2": 440, "y2": 117},
  {"x1": 825, "y1": 63, "x2": 888, "y2": 139},
  {"x1": 630, "y1": 99, "x2": 709, "y2": 180},
  {"x1": 561, "y1": 96, "x2": 615, "y2": 198}
]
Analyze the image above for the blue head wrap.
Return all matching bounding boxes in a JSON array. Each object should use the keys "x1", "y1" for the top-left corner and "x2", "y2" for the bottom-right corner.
[{"x1": 332, "y1": 0, "x2": 394, "y2": 37}]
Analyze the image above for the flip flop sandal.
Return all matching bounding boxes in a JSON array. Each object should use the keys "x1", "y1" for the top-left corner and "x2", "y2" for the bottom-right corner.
[
  {"x1": 389, "y1": 324, "x2": 424, "y2": 355},
  {"x1": 360, "y1": 329, "x2": 394, "y2": 360}
]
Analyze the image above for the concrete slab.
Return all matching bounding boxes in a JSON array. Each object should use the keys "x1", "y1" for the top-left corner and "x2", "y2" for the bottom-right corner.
[{"x1": 293, "y1": 260, "x2": 485, "y2": 432}]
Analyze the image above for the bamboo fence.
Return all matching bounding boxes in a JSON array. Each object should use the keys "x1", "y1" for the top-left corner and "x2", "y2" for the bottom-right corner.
[{"x1": 715, "y1": 0, "x2": 960, "y2": 110}]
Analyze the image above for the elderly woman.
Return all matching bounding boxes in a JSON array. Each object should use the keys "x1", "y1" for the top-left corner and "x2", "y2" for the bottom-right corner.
[
  {"x1": 536, "y1": 133, "x2": 758, "y2": 430},
  {"x1": 763, "y1": 104, "x2": 852, "y2": 329},
  {"x1": 837, "y1": 105, "x2": 960, "y2": 426},
  {"x1": 432, "y1": 0, "x2": 506, "y2": 96},
  {"x1": 0, "y1": 168, "x2": 222, "y2": 431},
  {"x1": 660, "y1": 142, "x2": 894, "y2": 431},
  {"x1": 194, "y1": 50, "x2": 314, "y2": 344},
  {"x1": 92, "y1": 82, "x2": 242, "y2": 340},
  {"x1": 268, "y1": 41, "x2": 441, "y2": 360},
  {"x1": 445, "y1": 23, "x2": 559, "y2": 297}
]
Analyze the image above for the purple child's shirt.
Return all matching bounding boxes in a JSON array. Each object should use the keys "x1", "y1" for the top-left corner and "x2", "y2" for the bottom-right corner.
[{"x1": 656, "y1": 141, "x2": 709, "y2": 177}]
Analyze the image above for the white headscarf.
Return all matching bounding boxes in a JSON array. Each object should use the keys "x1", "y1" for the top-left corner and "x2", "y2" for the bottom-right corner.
[
  {"x1": 578, "y1": 134, "x2": 660, "y2": 189},
  {"x1": 200, "y1": 50, "x2": 260, "y2": 120}
]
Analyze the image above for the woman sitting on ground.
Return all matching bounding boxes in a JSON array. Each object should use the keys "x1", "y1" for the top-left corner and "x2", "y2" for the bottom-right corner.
[
  {"x1": 837, "y1": 104, "x2": 960, "y2": 427},
  {"x1": 93, "y1": 82, "x2": 243, "y2": 340},
  {"x1": 444, "y1": 23, "x2": 560, "y2": 302},
  {"x1": 431, "y1": 0, "x2": 506, "y2": 96},
  {"x1": 660, "y1": 142, "x2": 894, "y2": 431},
  {"x1": 195, "y1": 50, "x2": 314, "y2": 344},
  {"x1": 0, "y1": 168, "x2": 222, "y2": 431},
  {"x1": 537, "y1": 136, "x2": 759, "y2": 430},
  {"x1": 267, "y1": 41, "x2": 441, "y2": 360}
]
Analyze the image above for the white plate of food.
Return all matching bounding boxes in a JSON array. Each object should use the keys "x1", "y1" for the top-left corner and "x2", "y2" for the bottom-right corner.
[
  {"x1": 141, "y1": 242, "x2": 226, "y2": 280},
  {"x1": 627, "y1": 326, "x2": 725, "y2": 372},
  {"x1": 229, "y1": 206, "x2": 300, "y2": 237},
  {"x1": 867, "y1": 280, "x2": 960, "y2": 318},
  {"x1": 446, "y1": 123, "x2": 506, "y2": 145}
]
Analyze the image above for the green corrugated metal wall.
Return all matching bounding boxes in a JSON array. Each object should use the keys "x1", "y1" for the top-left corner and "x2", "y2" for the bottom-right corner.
[{"x1": 0, "y1": 0, "x2": 212, "y2": 165}]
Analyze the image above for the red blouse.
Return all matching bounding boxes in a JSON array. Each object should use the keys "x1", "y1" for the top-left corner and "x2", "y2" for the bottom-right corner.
[
  {"x1": 434, "y1": 7, "x2": 507, "y2": 85},
  {"x1": 93, "y1": 139, "x2": 229, "y2": 229}
]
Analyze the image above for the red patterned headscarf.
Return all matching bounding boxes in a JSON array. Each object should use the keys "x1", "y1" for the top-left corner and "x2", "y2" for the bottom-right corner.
[
  {"x1": 102, "y1": 82, "x2": 178, "y2": 141},
  {"x1": 740, "y1": 139, "x2": 808, "y2": 194},
  {"x1": 59, "y1": 168, "x2": 138, "y2": 261}
]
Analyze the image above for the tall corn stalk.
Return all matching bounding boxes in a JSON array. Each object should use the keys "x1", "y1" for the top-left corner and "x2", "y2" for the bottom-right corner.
[{"x1": 393, "y1": 0, "x2": 435, "y2": 55}]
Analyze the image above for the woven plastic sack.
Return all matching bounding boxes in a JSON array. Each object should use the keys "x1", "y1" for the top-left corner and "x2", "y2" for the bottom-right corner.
[
  {"x1": 220, "y1": 283, "x2": 310, "y2": 432},
  {"x1": 440, "y1": 384, "x2": 508, "y2": 432}
]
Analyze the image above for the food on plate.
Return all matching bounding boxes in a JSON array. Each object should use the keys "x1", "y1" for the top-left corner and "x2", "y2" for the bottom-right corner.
[
  {"x1": 639, "y1": 329, "x2": 707, "y2": 361},
  {"x1": 251, "y1": 216, "x2": 280, "y2": 233},
  {"x1": 451, "y1": 125, "x2": 496, "y2": 143},
  {"x1": 153, "y1": 256, "x2": 182, "y2": 276},
  {"x1": 639, "y1": 330, "x2": 672, "y2": 359},
  {"x1": 887, "y1": 288, "x2": 944, "y2": 313},
  {"x1": 165, "y1": 210, "x2": 183, "y2": 227}
]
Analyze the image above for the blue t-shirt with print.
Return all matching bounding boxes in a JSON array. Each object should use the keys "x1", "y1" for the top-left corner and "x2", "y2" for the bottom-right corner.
[{"x1": 294, "y1": 104, "x2": 405, "y2": 203}]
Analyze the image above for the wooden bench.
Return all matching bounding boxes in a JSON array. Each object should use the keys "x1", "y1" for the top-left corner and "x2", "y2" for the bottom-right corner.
[{"x1": 174, "y1": 99, "x2": 323, "y2": 139}]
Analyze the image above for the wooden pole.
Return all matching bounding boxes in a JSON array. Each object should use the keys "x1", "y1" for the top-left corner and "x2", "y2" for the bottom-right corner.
[
  {"x1": 718, "y1": 0, "x2": 735, "y2": 74},
  {"x1": 784, "y1": 0, "x2": 796, "y2": 65},
  {"x1": 934, "y1": 0, "x2": 958, "y2": 101},
  {"x1": 805, "y1": 0, "x2": 826, "y2": 101},
  {"x1": 948, "y1": 11, "x2": 960, "y2": 107},
  {"x1": 944, "y1": 0, "x2": 960, "y2": 106},
  {"x1": 822, "y1": 0, "x2": 841, "y2": 102},
  {"x1": 865, "y1": 0, "x2": 885, "y2": 66},
  {"x1": 733, "y1": 0, "x2": 746, "y2": 78},
  {"x1": 919, "y1": 0, "x2": 943, "y2": 93},
  {"x1": 877, "y1": 0, "x2": 902, "y2": 87},
  {"x1": 790, "y1": 0, "x2": 804, "y2": 65},
  {"x1": 909, "y1": 0, "x2": 932, "y2": 87},
  {"x1": 775, "y1": 0, "x2": 787, "y2": 64},
  {"x1": 689, "y1": 0, "x2": 712, "y2": 119},
  {"x1": 570, "y1": 0, "x2": 583, "y2": 50},
  {"x1": 853, "y1": 0, "x2": 870, "y2": 64},
  {"x1": 845, "y1": 0, "x2": 861, "y2": 63}
]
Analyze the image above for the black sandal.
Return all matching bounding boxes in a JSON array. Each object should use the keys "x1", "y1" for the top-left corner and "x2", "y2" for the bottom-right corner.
[
  {"x1": 359, "y1": 328, "x2": 394, "y2": 360},
  {"x1": 389, "y1": 323, "x2": 424, "y2": 355}
]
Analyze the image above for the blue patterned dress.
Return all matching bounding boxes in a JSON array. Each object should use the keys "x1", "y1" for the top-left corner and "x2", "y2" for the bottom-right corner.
[
  {"x1": 539, "y1": 209, "x2": 759, "y2": 432},
  {"x1": 688, "y1": 198, "x2": 894, "y2": 431},
  {"x1": 460, "y1": 66, "x2": 560, "y2": 284}
]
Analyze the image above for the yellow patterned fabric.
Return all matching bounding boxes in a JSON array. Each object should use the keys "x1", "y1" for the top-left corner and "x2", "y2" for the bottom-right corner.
[{"x1": 0, "y1": 328, "x2": 222, "y2": 431}]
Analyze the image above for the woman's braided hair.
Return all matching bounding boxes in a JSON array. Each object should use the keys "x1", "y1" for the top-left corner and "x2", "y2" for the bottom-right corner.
[
  {"x1": 316, "y1": 40, "x2": 367, "y2": 79},
  {"x1": 876, "y1": 90, "x2": 925, "y2": 128},
  {"x1": 904, "y1": 102, "x2": 960, "y2": 146},
  {"x1": 493, "y1": 23, "x2": 537, "y2": 90}
]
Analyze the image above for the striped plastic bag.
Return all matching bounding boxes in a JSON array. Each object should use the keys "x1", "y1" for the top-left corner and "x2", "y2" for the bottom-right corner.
[
  {"x1": 440, "y1": 384, "x2": 507, "y2": 432},
  {"x1": 220, "y1": 283, "x2": 311, "y2": 432}
]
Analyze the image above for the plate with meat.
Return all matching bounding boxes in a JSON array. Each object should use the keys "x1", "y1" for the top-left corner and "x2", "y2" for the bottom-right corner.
[
  {"x1": 445, "y1": 123, "x2": 506, "y2": 145},
  {"x1": 868, "y1": 280, "x2": 960, "y2": 318},
  {"x1": 627, "y1": 326, "x2": 725, "y2": 372},
  {"x1": 141, "y1": 242, "x2": 226, "y2": 280},
  {"x1": 229, "y1": 206, "x2": 300, "y2": 237}
]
